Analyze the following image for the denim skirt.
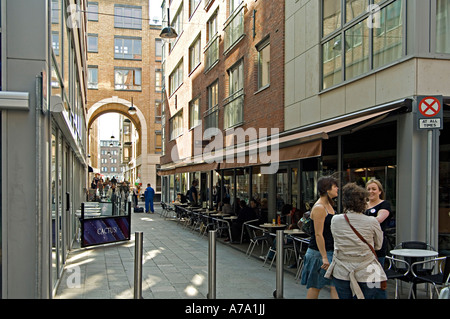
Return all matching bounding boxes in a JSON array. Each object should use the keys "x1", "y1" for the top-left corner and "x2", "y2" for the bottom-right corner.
[{"x1": 300, "y1": 248, "x2": 334, "y2": 289}]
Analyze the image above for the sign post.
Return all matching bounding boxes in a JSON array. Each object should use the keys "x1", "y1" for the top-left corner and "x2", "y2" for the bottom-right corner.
[{"x1": 416, "y1": 96, "x2": 443, "y2": 246}]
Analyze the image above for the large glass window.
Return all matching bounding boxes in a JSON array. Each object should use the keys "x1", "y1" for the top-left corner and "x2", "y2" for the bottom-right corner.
[
  {"x1": 114, "y1": 5, "x2": 142, "y2": 29},
  {"x1": 373, "y1": 0, "x2": 403, "y2": 69},
  {"x1": 345, "y1": 19, "x2": 369, "y2": 80},
  {"x1": 114, "y1": 67, "x2": 141, "y2": 91},
  {"x1": 114, "y1": 37, "x2": 142, "y2": 60},
  {"x1": 322, "y1": 0, "x2": 404, "y2": 89},
  {"x1": 436, "y1": 0, "x2": 450, "y2": 54}
]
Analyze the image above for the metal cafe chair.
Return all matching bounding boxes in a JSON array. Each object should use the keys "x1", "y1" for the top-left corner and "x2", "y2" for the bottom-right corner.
[
  {"x1": 245, "y1": 224, "x2": 270, "y2": 257},
  {"x1": 410, "y1": 256, "x2": 450, "y2": 299},
  {"x1": 384, "y1": 255, "x2": 411, "y2": 299}
]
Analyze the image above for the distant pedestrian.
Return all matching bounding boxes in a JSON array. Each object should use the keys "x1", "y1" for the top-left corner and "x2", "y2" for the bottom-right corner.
[
  {"x1": 189, "y1": 180, "x2": 198, "y2": 206},
  {"x1": 144, "y1": 183, "x2": 155, "y2": 213}
]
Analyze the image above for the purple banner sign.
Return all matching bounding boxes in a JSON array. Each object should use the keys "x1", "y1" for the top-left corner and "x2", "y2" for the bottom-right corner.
[{"x1": 81, "y1": 216, "x2": 130, "y2": 247}]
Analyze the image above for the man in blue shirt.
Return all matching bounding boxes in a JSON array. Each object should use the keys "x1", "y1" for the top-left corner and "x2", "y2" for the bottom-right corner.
[{"x1": 144, "y1": 183, "x2": 155, "y2": 213}]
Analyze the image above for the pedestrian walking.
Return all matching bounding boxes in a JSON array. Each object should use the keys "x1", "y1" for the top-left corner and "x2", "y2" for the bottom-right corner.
[{"x1": 144, "y1": 183, "x2": 155, "y2": 213}]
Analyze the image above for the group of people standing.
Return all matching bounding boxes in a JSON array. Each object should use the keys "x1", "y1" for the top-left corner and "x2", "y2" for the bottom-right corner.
[{"x1": 300, "y1": 176, "x2": 392, "y2": 300}]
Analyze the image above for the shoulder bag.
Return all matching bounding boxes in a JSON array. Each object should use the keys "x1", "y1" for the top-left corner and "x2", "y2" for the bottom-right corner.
[{"x1": 344, "y1": 214, "x2": 387, "y2": 290}]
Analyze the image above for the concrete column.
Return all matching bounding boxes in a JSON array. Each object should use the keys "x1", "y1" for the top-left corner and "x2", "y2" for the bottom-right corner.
[{"x1": 396, "y1": 110, "x2": 440, "y2": 248}]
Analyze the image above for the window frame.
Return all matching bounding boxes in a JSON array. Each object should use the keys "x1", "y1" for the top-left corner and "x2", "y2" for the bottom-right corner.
[
  {"x1": 114, "y1": 36, "x2": 142, "y2": 60},
  {"x1": 114, "y1": 67, "x2": 142, "y2": 91},
  {"x1": 114, "y1": 4, "x2": 142, "y2": 30},
  {"x1": 320, "y1": 0, "x2": 406, "y2": 91}
]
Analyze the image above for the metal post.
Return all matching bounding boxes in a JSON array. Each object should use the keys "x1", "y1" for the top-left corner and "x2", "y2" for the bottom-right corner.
[
  {"x1": 134, "y1": 232, "x2": 143, "y2": 299},
  {"x1": 208, "y1": 230, "x2": 217, "y2": 299},
  {"x1": 426, "y1": 130, "x2": 432, "y2": 246},
  {"x1": 276, "y1": 230, "x2": 284, "y2": 299}
]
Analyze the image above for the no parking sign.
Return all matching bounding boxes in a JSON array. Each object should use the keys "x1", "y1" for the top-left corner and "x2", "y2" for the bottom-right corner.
[{"x1": 417, "y1": 96, "x2": 443, "y2": 130}]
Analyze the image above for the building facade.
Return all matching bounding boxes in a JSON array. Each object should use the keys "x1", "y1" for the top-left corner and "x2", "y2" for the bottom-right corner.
[
  {"x1": 99, "y1": 140, "x2": 122, "y2": 180},
  {"x1": 284, "y1": 0, "x2": 450, "y2": 255},
  {"x1": 86, "y1": 0, "x2": 163, "y2": 195},
  {"x1": 160, "y1": 0, "x2": 286, "y2": 214},
  {"x1": 1, "y1": 0, "x2": 89, "y2": 298},
  {"x1": 161, "y1": 0, "x2": 450, "y2": 256}
]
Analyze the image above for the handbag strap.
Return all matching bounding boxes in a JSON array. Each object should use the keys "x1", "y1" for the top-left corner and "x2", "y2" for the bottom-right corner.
[{"x1": 344, "y1": 213, "x2": 377, "y2": 258}]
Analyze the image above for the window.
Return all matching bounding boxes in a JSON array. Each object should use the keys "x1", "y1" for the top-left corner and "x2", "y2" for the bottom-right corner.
[
  {"x1": 205, "y1": 12, "x2": 219, "y2": 70},
  {"x1": 321, "y1": 0, "x2": 404, "y2": 89},
  {"x1": 189, "y1": 35, "x2": 201, "y2": 73},
  {"x1": 189, "y1": 0, "x2": 201, "y2": 17},
  {"x1": 114, "y1": 5, "x2": 142, "y2": 29},
  {"x1": 172, "y1": 4, "x2": 184, "y2": 39},
  {"x1": 208, "y1": 80, "x2": 219, "y2": 110},
  {"x1": 51, "y1": 0, "x2": 60, "y2": 24},
  {"x1": 155, "y1": 100, "x2": 162, "y2": 122},
  {"x1": 189, "y1": 97, "x2": 201, "y2": 129},
  {"x1": 224, "y1": 1, "x2": 244, "y2": 52},
  {"x1": 52, "y1": 32, "x2": 60, "y2": 56},
  {"x1": 114, "y1": 67, "x2": 142, "y2": 90},
  {"x1": 88, "y1": 34, "x2": 98, "y2": 53},
  {"x1": 155, "y1": 38, "x2": 163, "y2": 60},
  {"x1": 114, "y1": 36, "x2": 142, "y2": 60},
  {"x1": 169, "y1": 59, "x2": 183, "y2": 95},
  {"x1": 436, "y1": 0, "x2": 450, "y2": 53},
  {"x1": 257, "y1": 39, "x2": 270, "y2": 89},
  {"x1": 88, "y1": 66, "x2": 98, "y2": 89},
  {"x1": 155, "y1": 131, "x2": 162, "y2": 153},
  {"x1": 224, "y1": 61, "x2": 244, "y2": 128},
  {"x1": 230, "y1": 0, "x2": 243, "y2": 14},
  {"x1": 155, "y1": 69, "x2": 162, "y2": 92},
  {"x1": 205, "y1": 80, "x2": 219, "y2": 130},
  {"x1": 87, "y1": 2, "x2": 98, "y2": 21},
  {"x1": 169, "y1": 110, "x2": 184, "y2": 140}
]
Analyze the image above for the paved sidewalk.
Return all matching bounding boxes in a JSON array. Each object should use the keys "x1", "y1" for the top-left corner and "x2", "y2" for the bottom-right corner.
[{"x1": 55, "y1": 203, "x2": 333, "y2": 299}]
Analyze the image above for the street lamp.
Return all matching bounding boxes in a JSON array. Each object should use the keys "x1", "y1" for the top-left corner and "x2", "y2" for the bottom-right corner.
[
  {"x1": 128, "y1": 97, "x2": 137, "y2": 115},
  {"x1": 159, "y1": 9, "x2": 178, "y2": 39}
]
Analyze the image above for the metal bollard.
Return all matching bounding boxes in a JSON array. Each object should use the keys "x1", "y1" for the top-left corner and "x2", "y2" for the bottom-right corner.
[
  {"x1": 134, "y1": 232, "x2": 143, "y2": 299},
  {"x1": 275, "y1": 230, "x2": 284, "y2": 299},
  {"x1": 208, "y1": 230, "x2": 217, "y2": 299}
]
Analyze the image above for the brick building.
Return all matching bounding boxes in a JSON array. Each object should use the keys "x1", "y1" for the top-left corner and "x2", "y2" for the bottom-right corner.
[
  {"x1": 160, "y1": 0, "x2": 286, "y2": 215},
  {"x1": 86, "y1": 0, "x2": 163, "y2": 193}
]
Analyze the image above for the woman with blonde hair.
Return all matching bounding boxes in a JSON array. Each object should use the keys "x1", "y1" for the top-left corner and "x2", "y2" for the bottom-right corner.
[{"x1": 364, "y1": 178, "x2": 392, "y2": 299}]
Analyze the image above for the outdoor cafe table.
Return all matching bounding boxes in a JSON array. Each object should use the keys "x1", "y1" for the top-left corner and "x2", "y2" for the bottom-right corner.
[
  {"x1": 390, "y1": 249, "x2": 439, "y2": 298},
  {"x1": 211, "y1": 213, "x2": 230, "y2": 218},
  {"x1": 260, "y1": 223, "x2": 288, "y2": 231}
]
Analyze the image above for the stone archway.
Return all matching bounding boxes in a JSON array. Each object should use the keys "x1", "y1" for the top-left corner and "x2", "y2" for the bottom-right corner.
[{"x1": 87, "y1": 97, "x2": 149, "y2": 184}]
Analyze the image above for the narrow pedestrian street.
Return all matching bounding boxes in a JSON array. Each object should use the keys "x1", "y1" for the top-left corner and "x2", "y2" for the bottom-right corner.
[{"x1": 55, "y1": 204, "x2": 334, "y2": 299}]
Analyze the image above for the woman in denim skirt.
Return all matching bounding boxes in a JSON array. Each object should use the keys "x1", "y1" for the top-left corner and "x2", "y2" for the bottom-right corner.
[{"x1": 300, "y1": 176, "x2": 339, "y2": 299}]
